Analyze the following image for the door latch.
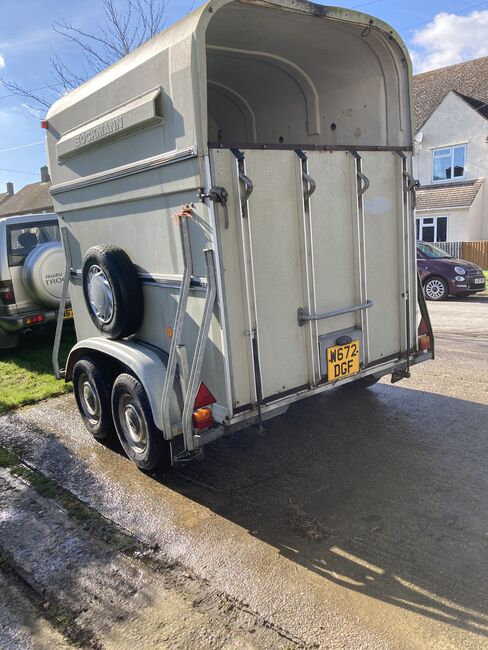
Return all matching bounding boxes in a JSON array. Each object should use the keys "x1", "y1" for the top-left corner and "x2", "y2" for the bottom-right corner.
[{"x1": 200, "y1": 186, "x2": 229, "y2": 229}]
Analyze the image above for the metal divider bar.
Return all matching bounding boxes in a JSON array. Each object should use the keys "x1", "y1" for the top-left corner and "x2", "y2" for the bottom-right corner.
[
  {"x1": 52, "y1": 226, "x2": 72, "y2": 379},
  {"x1": 181, "y1": 248, "x2": 217, "y2": 451},
  {"x1": 298, "y1": 300, "x2": 373, "y2": 325},
  {"x1": 350, "y1": 150, "x2": 371, "y2": 364},
  {"x1": 161, "y1": 214, "x2": 193, "y2": 440}
]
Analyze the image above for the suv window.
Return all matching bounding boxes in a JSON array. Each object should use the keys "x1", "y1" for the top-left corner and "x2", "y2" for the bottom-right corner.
[{"x1": 7, "y1": 221, "x2": 60, "y2": 267}]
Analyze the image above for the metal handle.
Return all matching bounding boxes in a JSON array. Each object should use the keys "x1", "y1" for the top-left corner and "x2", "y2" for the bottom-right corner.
[
  {"x1": 298, "y1": 300, "x2": 373, "y2": 326},
  {"x1": 52, "y1": 226, "x2": 72, "y2": 379},
  {"x1": 357, "y1": 171, "x2": 370, "y2": 197},
  {"x1": 302, "y1": 170, "x2": 316, "y2": 201},
  {"x1": 403, "y1": 171, "x2": 420, "y2": 192},
  {"x1": 239, "y1": 170, "x2": 253, "y2": 207}
]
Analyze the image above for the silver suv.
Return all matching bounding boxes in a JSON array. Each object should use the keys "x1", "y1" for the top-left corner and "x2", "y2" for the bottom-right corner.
[{"x1": 0, "y1": 213, "x2": 70, "y2": 349}]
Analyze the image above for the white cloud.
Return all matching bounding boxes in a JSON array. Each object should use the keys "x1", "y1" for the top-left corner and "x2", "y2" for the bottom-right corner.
[
  {"x1": 0, "y1": 54, "x2": 5, "y2": 69},
  {"x1": 411, "y1": 10, "x2": 488, "y2": 73}
]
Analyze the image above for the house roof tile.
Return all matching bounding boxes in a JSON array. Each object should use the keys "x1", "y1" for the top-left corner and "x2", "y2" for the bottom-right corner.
[
  {"x1": 415, "y1": 179, "x2": 483, "y2": 211},
  {"x1": 0, "y1": 181, "x2": 53, "y2": 218},
  {"x1": 412, "y1": 56, "x2": 488, "y2": 132}
]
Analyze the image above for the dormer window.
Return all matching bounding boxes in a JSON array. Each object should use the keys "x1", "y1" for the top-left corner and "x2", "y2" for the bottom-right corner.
[{"x1": 432, "y1": 145, "x2": 466, "y2": 182}]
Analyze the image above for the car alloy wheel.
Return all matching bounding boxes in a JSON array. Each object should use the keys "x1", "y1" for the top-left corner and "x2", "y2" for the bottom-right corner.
[{"x1": 424, "y1": 277, "x2": 447, "y2": 301}]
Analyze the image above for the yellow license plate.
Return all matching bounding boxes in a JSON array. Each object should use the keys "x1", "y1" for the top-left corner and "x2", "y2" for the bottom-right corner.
[
  {"x1": 64, "y1": 307, "x2": 73, "y2": 319},
  {"x1": 327, "y1": 340, "x2": 360, "y2": 382}
]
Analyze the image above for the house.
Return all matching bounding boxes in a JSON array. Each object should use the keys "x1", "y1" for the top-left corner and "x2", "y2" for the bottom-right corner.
[
  {"x1": 0, "y1": 166, "x2": 53, "y2": 218},
  {"x1": 412, "y1": 56, "x2": 488, "y2": 243}
]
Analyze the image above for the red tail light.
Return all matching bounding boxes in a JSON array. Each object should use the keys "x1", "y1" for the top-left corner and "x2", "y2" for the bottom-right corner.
[
  {"x1": 23, "y1": 314, "x2": 45, "y2": 326},
  {"x1": 418, "y1": 317, "x2": 431, "y2": 351},
  {"x1": 0, "y1": 280, "x2": 15, "y2": 305},
  {"x1": 192, "y1": 383, "x2": 216, "y2": 430},
  {"x1": 194, "y1": 382, "x2": 216, "y2": 409}
]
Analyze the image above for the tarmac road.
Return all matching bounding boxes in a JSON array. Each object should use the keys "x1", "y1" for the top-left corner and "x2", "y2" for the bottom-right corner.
[{"x1": 1, "y1": 296, "x2": 488, "y2": 648}]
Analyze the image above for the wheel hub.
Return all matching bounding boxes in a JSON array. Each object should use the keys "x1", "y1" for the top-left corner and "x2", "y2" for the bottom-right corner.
[
  {"x1": 426, "y1": 279, "x2": 444, "y2": 299},
  {"x1": 87, "y1": 265, "x2": 114, "y2": 324},
  {"x1": 79, "y1": 375, "x2": 100, "y2": 423},
  {"x1": 119, "y1": 396, "x2": 147, "y2": 454}
]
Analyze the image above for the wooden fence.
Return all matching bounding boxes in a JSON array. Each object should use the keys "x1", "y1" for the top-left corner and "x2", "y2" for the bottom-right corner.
[{"x1": 435, "y1": 241, "x2": 488, "y2": 269}]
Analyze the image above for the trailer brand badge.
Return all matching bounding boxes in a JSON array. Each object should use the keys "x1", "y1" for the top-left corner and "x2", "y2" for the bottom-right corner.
[{"x1": 74, "y1": 116, "x2": 124, "y2": 148}]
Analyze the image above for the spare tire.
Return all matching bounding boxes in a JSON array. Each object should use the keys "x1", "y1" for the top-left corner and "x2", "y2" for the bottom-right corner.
[
  {"x1": 23, "y1": 241, "x2": 69, "y2": 308},
  {"x1": 82, "y1": 244, "x2": 143, "y2": 340}
]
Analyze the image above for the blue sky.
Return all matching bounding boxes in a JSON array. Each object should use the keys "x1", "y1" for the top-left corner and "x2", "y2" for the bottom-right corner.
[{"x1": 1, "y1": 0, "x2": 488, "y2": 194}]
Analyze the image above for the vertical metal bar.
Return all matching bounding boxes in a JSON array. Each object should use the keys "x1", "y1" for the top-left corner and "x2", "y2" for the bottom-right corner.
[
  {"x1": 161, "y1": 216, "x2": 192, "y2": 440},
  {"x1": 295, "y1": 149, "x2": 320, "y2": 385},
  {"x1": 230, "y1": 149, "x2": 261, "y2": 407},
  {"x1": 350, "y1": 151, "x2": 370, "y2": 364},
  {"x1": 52, "y1": 226, "x2": 72, "y2": 379},
  {"x1": 181, "y1": 248, "x2": 217, "y2": 451}
]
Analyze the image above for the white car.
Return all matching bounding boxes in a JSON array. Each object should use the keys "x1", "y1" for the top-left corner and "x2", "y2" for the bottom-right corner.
[{"x1": 0, "y1": 213, "x2": 70, "y2": 349}]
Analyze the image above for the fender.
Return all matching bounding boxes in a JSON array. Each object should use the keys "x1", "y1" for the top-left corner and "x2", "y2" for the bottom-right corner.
[{"x1": 66, "y1": 337, "x2": 182, "y2": 438}]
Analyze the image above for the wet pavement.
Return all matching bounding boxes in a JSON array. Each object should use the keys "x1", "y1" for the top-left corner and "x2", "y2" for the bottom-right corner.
[{"x1": 1, "y1": 296, "x2": 488, "y2": 648}]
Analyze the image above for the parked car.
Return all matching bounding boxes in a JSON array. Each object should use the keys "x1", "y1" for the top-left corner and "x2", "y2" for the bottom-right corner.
[
  {"x1": 417, "y1": 241, "x2": 486, "y2": 300},
  {"x1": 0, "y1": 213, "x2": 71, "y2": 349}
]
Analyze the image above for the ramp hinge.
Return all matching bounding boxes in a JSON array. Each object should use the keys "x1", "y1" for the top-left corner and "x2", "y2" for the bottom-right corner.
[{"x1": 200, "y1": 186, "x2": 229, "y2": 229}]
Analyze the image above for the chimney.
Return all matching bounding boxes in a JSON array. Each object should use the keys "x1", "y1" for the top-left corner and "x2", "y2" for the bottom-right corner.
[
  {"x1": 40, "y1": 165, "x2": 50, "y2": 183},
  {"x1": 6, "y1": 182, "x2": 14, "y2": 196}
]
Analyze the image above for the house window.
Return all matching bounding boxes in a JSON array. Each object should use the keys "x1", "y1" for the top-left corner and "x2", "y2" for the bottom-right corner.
[
  {"x1": 416, "y1": 216, "x2": 448, "y2": 243},
  {"x1": 432, "y1": 145, "x2": 466, "y2": 182}
]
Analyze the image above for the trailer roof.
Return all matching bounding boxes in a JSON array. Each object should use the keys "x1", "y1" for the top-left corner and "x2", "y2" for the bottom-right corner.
[{"x1": 47, "y1": 0, "x2": 411, "y2": 121}]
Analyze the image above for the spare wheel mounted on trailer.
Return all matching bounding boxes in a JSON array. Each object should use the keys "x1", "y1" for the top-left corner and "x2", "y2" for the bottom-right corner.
[{"x1": 47, "y1": 0, "x2": 433, "y2": 470}]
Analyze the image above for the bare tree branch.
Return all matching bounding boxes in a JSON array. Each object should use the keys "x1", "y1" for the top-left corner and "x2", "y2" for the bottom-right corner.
[{"x1": 3, "y1": 0, "x2": 168, "y2": 111}]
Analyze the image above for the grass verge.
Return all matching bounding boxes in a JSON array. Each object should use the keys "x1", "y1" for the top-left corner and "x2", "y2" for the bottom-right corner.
[{"x1": 0, "y1": 327, "x2": 75, "y2": 415}]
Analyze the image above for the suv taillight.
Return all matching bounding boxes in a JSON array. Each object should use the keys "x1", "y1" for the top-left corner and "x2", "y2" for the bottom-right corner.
[{"x1": 0, "y1": 280, "x2": 15, "y2": 305}]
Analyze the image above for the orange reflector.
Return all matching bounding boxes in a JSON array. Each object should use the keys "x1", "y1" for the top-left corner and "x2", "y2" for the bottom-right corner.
[
  {"x1": 192, "y1": 407, "x2": 214, "y2": 430},
  {"x1": 165, "y1": 326, "x2": 174, "y2": 338},
  {"x1": 419, "y1": 335, "x2": 431, "y2": 351}
]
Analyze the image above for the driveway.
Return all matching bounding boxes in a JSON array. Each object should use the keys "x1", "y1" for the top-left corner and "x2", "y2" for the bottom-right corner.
[{"x1": 1, "y1": 296, "x2": 487, "y2": 649}]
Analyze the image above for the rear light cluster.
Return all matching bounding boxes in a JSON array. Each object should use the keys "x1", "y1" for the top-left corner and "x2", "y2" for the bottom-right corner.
[
  {"x1": 0, "y1": 280, "x2": 15, "y2": 306},
  {"x1": 418, "y1": 317, "x2": 431, "y2": 352},
  {"x1": 192, "y1": 382, "x2": 216, "y2": 430}
]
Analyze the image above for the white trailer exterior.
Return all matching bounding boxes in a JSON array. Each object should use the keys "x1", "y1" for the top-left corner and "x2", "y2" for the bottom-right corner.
[{"x1": 47, "y1": 0, "x2": 433, "y2": 467}]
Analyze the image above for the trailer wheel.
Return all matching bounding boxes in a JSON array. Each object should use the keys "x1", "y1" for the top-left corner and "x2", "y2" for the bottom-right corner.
[
  {"x1": 423, "y1": 276, "x2": 448, "y2": 301},
  {"x1": 82, "y1": 245, "x2": 143, "y2": 339},
  {"x1": 111, "y1": 373, "x2": 166, "y2": 471},
  {"x1": 73, "y1": 357, "x2": 115, "y2": 440}
]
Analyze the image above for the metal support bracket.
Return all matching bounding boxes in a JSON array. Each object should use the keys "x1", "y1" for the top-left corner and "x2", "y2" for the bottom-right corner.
[
  {"x1": 298, "y1": 300, "x2": 374, "y2": 326},
  {"x1": 231, "y1": 148, "x2": 253, "y2": 214},
  {"x1": 161, "y1": 214, "x2": 193, "y2": 440},
  {"x1": 181, "y1": 247, "x2": 218, "y2": 452},
  {"x1": 200, "y1": 186, "x2": 229, "y2": 229},
  {"x1": 52, "y1": 226, "x2": 72, "y2": 380},
  {"x1": 295, "y1": 149, "x2": 316, "y2": 201}
]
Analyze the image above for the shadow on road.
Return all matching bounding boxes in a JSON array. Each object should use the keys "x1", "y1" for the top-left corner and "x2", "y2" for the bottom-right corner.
[{"x1": 159, "y1": 383, "x2": 488, "y2": 638}]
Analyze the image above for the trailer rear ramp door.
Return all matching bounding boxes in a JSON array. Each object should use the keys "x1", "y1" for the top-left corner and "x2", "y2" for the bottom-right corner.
[{"x1": 211, "y1": 146, "x2": 413, "y2": 406}]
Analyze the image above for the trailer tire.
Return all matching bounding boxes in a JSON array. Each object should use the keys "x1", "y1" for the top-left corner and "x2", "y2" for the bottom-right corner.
[
  {"x1": 73, "y1": 356, "x2": 115, "y2": 440},
  {"x1": 111, "y1": 373, "x2": 166, "y2": 471},
  {"x1": 82, "y1": 245, "x2": 143, "y2": 339}
]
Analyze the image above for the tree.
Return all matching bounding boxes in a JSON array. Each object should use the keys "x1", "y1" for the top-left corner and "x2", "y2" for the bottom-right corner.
[{"x1": 1, "y1": 0, "x2": 173, "y2": 112}]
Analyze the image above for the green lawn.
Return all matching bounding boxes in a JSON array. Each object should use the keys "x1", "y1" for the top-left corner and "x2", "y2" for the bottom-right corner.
[
  {"x1": 484, "y1": 270, "x2": 488, "y2": 283},
  {"x1": 0, "y1": 327, "x2": 75, "y2": 415}
]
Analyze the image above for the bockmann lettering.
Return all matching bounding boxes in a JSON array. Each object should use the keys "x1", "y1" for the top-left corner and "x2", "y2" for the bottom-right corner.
[{"x1": 74, "y1": 116, "x2": 124, "y2": 148}]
